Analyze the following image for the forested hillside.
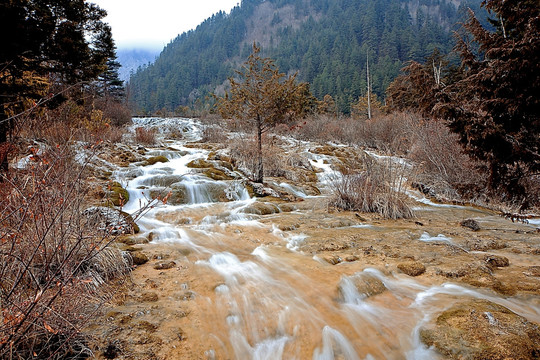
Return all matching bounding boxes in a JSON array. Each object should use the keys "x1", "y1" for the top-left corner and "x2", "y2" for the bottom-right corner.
[{"x1": 129, "y1": 0, "x2": 483, "y2": 114}]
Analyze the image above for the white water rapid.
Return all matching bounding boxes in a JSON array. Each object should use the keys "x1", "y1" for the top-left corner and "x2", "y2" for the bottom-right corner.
[{"x1": 107, "y1": 117, "x2": 539, "y2": 360}]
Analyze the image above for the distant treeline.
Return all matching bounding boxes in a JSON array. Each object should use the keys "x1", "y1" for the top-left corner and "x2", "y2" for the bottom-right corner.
[{"x1": 128, "y1": 0, "x2": 483, "y2": 114}]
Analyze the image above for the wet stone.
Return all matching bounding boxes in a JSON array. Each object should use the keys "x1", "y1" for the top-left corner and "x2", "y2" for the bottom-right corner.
[
  {"x1": 323, "y1": 255, "x2": 342, "y2": 265},
  {"x1": 420, "y1": 299, "x2": 540, "y2": 360},
  {"x1": 153, "y1": 261, "x2": 176, "y2": 270},
  {"x1": 397, "y1": 261, "x2": 426, "y2": 276},
  {"x1": 131, "y1": 251, "x2": 149, "y2": 265},
  {"x1": 484, "y1": 254, "x2": 510, "y2": 268}
]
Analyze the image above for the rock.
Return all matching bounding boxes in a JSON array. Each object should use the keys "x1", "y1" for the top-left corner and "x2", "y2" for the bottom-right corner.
[
  {"x1": 106, "y1": 181, "x2": 129, "y2": 207},
  {"x1": 397, "y1": 261, "x2": 426, "y2": 276},
  {"x1": 465, "y1": 238, "x2": 506, "y2": 251},
  {"x1": 153, "y1": 261, "x2": 176, "y2": 270},
  {"x1": 345, "y1": 255, "x2": 359, "y2": 262},
  {"x1": 460, "y1": 219, "x2": 480, "y2": 231},
  {"x1": 240, "y1": 202, "x2": 280, "y2": 215},
  {"x1": 323, "y1": 255, "x2": 342, "y2": 265},
  {"x1": 83, "y1": 206, "x2": 139, "y2": 235},
  {"x1": 339, "y1": 272, "x2": 386, "y2": 300},
  {"x1": 484, "y1": 254, "x2": 510, "y2": 268},
  {"x1": 249, "y1": 182, "x2": 280, "y2": 198},
  {"x1": 186, "y1": 159, "x2": 213, "y2": 168},
  {"x1": 420, "y1": 299, "x2": 540, "y2": 360},
  {"x1": 525, "y1": 266, "x2": 540, "y2": 277},
  {"x1": 145, "y1": 156, "x2": 169, "y2": 166},
  {"x1": 203, "y1": 167, "x2": 234, "y2": 181},
  {"x1": 131, "y1": 252, "x2": 149, "y2": 265},
  {"x1": 117, "y1": 235, "x2": 149, "y2": 245}
]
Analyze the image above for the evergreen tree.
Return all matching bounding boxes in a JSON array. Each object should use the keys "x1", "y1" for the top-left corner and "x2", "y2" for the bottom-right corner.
[
  {"x1": 0, "y1": 0, "x2": 116, "y2": 149},
  {"x1": 216, "y1": 44, "x2": 312, "y2": 183},
  {"x1": 437, "y1": 0, "x2": 540, "y2": 201}
]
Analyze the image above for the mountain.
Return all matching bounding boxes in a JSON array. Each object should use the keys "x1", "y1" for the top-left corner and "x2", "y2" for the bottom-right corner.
[
  {"x1": 129, "y1": 0, "x2": 483, "y2": 114},
  {"x1": 117, "y1": 48, "x2": 160, "y2": 82}
]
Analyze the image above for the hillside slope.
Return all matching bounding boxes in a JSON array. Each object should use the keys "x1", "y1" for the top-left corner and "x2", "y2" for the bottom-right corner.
[{"x1": 129, "y1": 0, "x2": 482, "y2": 114}]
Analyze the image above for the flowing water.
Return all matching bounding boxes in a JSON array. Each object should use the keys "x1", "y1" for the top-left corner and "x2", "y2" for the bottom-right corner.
[{"x1": 101, "y1": 117, "x2": 540, "y2": 359}]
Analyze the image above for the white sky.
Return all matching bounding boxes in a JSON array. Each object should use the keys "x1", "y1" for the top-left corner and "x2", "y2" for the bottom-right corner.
[{"x1": 91, "y1": 0, "x2": 240, "y2": 50}]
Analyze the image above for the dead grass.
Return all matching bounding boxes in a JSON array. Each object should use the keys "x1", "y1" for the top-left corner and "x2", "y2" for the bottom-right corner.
[
  {"x1": 329, "y1": 155, "x2": 414, "y2": 219},
  {"x1": 135, "y1": 127, "x2": 156, "y2": 145},
  {"x1": 0, "y1": 144, "x2": 131, "y2": 359}
]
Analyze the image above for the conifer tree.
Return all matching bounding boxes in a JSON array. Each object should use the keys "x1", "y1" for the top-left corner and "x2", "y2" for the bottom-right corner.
[
  {"x1": 437, "y1": 0, "x2": 540, "y2": 200},
  {"x1": 0, "y1": 0, "x2": 116, "y2": 149},
  {"x1": 216, "y1": 44, "x2": 312, "y2": 183}
]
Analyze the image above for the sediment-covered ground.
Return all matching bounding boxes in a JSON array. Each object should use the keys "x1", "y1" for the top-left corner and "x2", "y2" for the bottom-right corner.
[{"x1": 84, "y1": 118, "x2": 540, "y2": 360}]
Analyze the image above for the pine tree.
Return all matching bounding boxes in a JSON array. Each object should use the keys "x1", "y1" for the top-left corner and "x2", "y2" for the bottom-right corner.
[{"x1": 216, "y1": 44, "x2": 312, "y2": 183}]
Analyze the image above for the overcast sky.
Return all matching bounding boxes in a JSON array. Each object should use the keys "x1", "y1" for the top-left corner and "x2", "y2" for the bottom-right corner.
[{"x1": 91, "y1": 0, "x2": 240, "y2": 50}]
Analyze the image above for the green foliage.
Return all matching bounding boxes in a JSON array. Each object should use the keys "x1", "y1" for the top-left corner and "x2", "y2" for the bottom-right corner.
[{"x1": 129, "y1": 0, "x2": 480, "y2": 114}]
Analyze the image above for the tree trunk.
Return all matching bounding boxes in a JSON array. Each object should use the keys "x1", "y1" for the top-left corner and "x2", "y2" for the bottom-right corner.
[
  {"x1": 0, "y1": 115, "x2": 8, "y2": 175},
  {"x1": 255, "y1": 114, "x2": 264, "y2": 183}
]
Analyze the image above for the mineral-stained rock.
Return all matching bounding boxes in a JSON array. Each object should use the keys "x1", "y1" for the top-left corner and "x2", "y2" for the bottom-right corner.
[
  {"x1": 323, "y1": 255, "x2": 342, "y2": 265},
  {"x1": 484, "y1": 254, "x2": 510, "y2": 268},
  {"x1": 338, "y1": 272, "x2": 386, "y2": 300},
  {"x1": 131, "y1": 251, "x2": 149, "y2": 265},
  {"x1": 153, "y1": 261, "x2": 176, "y2": 270},
  {"x1": 465, "y1": 238, "x2": 506, "y2": 251},
  {"x1": 460, "y1": 218, "x2": 480, "y2": 231},
  {"x1": 140, "y1": 292, "x2": 159, "y2": 302},
  {"x1": 397, "y1": 261, "x2": 426, "y2": 276},
  {"x1": 420, "y1": 299, "x2": 540, "y2": 360}
]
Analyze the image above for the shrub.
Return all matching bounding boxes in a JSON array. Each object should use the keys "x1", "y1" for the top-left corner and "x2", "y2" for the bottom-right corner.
[
  {"x1": 0, "y1": 145, "x2": 131, "y2": 359},
  {"x1": 409, "y1": 119, "x2": 486, "y2": 200},
  {"x1": 135, "y1": 127, "x2": 156, "y2": 145},
  {"x1": 329, "y1": 155, "x2": 414, "y2": 219}
]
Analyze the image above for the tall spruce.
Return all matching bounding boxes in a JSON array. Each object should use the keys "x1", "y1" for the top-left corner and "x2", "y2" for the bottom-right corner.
[
  {"x1": 436, "y1": 0, "x2": 540, "y2": 202},
  {"x1": 216, "y1": 44, "x2": 312, "y2": 183}
]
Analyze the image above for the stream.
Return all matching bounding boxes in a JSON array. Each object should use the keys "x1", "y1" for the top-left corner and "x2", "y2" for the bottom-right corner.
[{"x1": 99, "y1": 117, "x2": 540, "y2": 359}]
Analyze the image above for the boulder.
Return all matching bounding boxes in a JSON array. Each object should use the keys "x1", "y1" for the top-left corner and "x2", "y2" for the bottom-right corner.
[
  {"x1": 397, "y1": 261, "x2": 426, "y2": 276},
  {"x1": 460, "y1": 219, "x2": 480, "y2": 231},
  {"x1": 420, "y1": 299, "x2": 540, "y2": 360}
]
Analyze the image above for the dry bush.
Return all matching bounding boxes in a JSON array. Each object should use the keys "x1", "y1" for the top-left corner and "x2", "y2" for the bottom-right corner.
[
  {"x1": 227, "y1": 135, "x2": 286, "y2": 179},
  {"x1": 0, "y1": 145, "x2": 131, "y2": 359},
  {"x1": 409, "y1": 119, "x2": 486, "y2": 200},
  {"x1": 93, "y1": 98, "x2": 132, "y2": 127},
  {"x1": 201, "y1": 125, "x2": 228, "y2": 143},
  {"x1": 356, "y1": 112, "x2": 414, "y2": 154},
  {"x1": 134, "y1": 127, "x2": 156, "y2": 145},
  {"x1": 329, "y1": 155, "x2": 414, "y2": 219}
]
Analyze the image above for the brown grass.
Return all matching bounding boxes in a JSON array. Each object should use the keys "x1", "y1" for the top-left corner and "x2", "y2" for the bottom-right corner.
[
  {"x1": 329, "y1": 155, "x2": 414, "y2": 219},
  {"x1": 135, "y1": 127, "x2": 156, "y2": 145},
  {"x1": 0, "y1": 144, "x2": 131, "y2": 359}
]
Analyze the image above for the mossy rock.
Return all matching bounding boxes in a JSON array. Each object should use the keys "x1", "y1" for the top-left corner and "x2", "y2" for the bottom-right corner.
[
  {"x1": 149, "y1": 187, "x2": 188, "y2": 206},
  {"x1": 420, "y1": 299, "x2": 540, "y2": 360},
  {"x1": 397, "y1": 261, "x2": 426, "y2": 276},
  {"x1": 241, "y1": 202, "x2": 281, "y2": 215},
  {"x1": 118, "y1": 209, "x2": 140, "y2": 234},
  {"x1": 186, "y1": 159, "x2": 213, "y2": 168},
  {"x1": 203, "y1": 167, "x2": 234, "y2": 181},
  {"x1": 131, "y1": 251, "x2": 149, "y2": 265},
  {"x1": 108, "y1": 181, "x2": 129, "y2": 207},
  {"x1": 339, "y1": 272, "x2": 387, "y2": 300},
  {"x1": 145, "y1": 156, "x2": 169, "y2": 166}
]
